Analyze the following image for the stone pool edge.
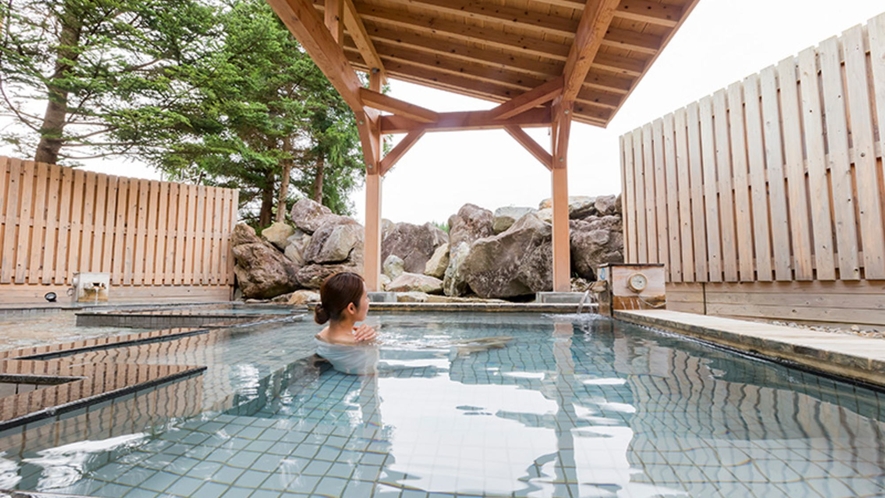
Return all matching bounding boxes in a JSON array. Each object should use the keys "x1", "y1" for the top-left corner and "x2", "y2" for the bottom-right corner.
[{"x1": 615, "y1": 309, "x2": 885, "y2": 388}]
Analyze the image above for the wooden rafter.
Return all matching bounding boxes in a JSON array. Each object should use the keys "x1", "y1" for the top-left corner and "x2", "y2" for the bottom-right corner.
[
  {"x1": 341, "y1": 0, "x2": 387, "y2": 83},
  {"x1": 379, "y1": 128, "x2": 426, "y2": 175},
  {"x1": 359, "y1": 87, "x2": 439, "y2": 123},
  {"x1": 324, "y1": 0, "x2": 343, "y2": 43},
  {"x1": 381, "y1": 107, "x2": 553, "y2": 134},
  {"x1": 602, "y1": 28, "x2": 661, "y2": 55},
  {"x1": 616, "y1": 0, "x2": 681, "y2": 27},
  {"x1": 489, "y1": 77, "x2": 563, "y2": 121},
  {"x1": 563, "y1": 0, "x2": 620, "y2": 102},
  {"x1": 505, "y1": 125, "x2": 552, "y2": 171}
]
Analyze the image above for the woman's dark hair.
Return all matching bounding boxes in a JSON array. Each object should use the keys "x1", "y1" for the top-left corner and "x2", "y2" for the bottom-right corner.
[{"x1": 314, "y1": 272, "x2": 365, "y2": 324}]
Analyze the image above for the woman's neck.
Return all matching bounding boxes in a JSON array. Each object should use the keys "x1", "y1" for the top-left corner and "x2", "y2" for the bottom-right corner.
[{"x1": 326, "y1": 317, "x2": 357, "y2": 340}]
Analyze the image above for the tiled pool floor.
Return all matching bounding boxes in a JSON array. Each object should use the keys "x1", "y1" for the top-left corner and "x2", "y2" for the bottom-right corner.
[{"x1": 3, "y1": 313, "x2": 885, "y2": 497}]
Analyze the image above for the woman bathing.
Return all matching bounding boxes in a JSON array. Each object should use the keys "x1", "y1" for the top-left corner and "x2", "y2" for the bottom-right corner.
[{"x1": 314, "y1": 272, "x2": 379, "y2": 374}]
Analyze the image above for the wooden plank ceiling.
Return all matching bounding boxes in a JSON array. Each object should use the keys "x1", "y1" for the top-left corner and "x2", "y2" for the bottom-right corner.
[{"x1": 312, "y1": 0, "x2": 700, "y2": 127}]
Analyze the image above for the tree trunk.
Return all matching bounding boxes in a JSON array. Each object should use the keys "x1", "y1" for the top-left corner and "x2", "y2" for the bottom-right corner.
[
  {"x1": 276, "y1": 139, "x2": 293, "y2": 223},
  {"x1": 259, "y1": 169, "x2": 275, "y2": 228},
  {"x1": 34, "y1": 5, "x2": 82, "y2": 164},
  {"x1": 312, "y1": 153, "x2": 325, "y2": 205}
]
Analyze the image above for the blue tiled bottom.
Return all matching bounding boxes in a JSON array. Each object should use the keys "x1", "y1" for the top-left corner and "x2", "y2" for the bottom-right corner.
[{"x1": 3, "y1": 313, "x2": 885, "y2": 497}]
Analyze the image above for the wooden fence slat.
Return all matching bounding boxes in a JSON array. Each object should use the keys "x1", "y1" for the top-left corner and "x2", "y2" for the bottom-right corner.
[
  {"x1": 0, "y1": 159, "x2": 8, "y2": 280},
  {"x1": 195, "y1": 185, "x2": 207, "y2": 285},
  {"x1": 641, "y1": 123, "x2": 658, "y2": 265},
  {"x1": 112, "y1": 178, "x2": 128, "y2": 285},
  {"x1": 819, "y1": 37, "x2": 861, "y2": 280},
  {"x1": 123, "y1": 179, "x2": 138, "y2": 285},
  {"x1": 173, "y1": 183, "x2": 186, "y2": 285},
  {"x1": 229, "y1": 189, "x2": 239, "y2": 283},
  {"x1": 652, "y1": 119, "x2": 672, "y2": 279},
  {"x1": 1, "y1": 158, "x2": 20, "y2": 283},
  {"x1": 866, "y1": 16, "x2": 885, "y2": 277},
  {"x1": 742, "y1": 74, "x2": 773, "y2": 282},
  {"x1": 843, "y1": 25, "x2": 885, "y2": 279},
  {"x1": 777, "y1": 57, "x2": 814, "y2": 281},
  {"x1": 798, "y1": 47, "x2": 837, "y2": 281},
  {"x1": 101, "y1": 176, "x2": 117, "y2": 274},
  {"x1": 41, "y1": 165, "x2": 61, "y2": 284},
  {"x1": 699, "y1": 95, "x2": 723, "y2": 282},
  {"x1": 80, "y1": 170, "x2": 97, "y2": 273},
  {"x1": 713, "y1": 89, "x2": 738, "y2": 282},
  {"x1": 67, "y1": 169, "x2": 86, "y2": 282},
  {"x1": 662, "y1": 114, "x2": 682, "y2": 282},
  {"x1": 215, "y1": 187, "x2": 227, "y2": 284},
  {"x1": 686, "y1": 102, "x2": 708, "y2": 281},
  {"x1": 621, "y1": 134, "x2": 637, "y2": 263},
  {"x1": 759, "y1": 65, "x2": 793, "y2": 281},
  {"x1": 145, "y1": 181, "x2": 160, "y2": 285},
  {"x1": 632, "y1": 128, "x2": 648, "y2": 263},
  {"x1": 220, "y1": 188, "x2": 232, "y2": 284},
  {"x1": 184, "y1": 184, "x2": 198, "y2": 285},
  {"x1": 28, "y1": 162, "x2": 49, "y2": 283},
  {"x1": 92, "y1": 174, "x2": 108, "y2": 273},
  {"x1": 726, "y1": 82, "x2": 755, "y2": 282},
  {"x1": 15, "y1": 160, "x2": 35, "y2": 283},
  {"x1": 207, "y1": 187, "x2": 220, "y2": 285},
  {"x1": 53, "y1": 166, "x2": 73, "y2": 285},
  {"x1": 133, "y1": 179, "x2": 149, "y2": 285},
  {"x1": 155, "y1": 181, "x2": 169, "y2": 284},
  {"x1": 673, "y1": 107, "x2": 695, "y2": 282}
]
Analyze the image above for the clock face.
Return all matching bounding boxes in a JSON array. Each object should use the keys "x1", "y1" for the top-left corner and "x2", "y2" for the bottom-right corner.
[{"x1": 628, "y1": 273, "x2": 648, "y2": 293}]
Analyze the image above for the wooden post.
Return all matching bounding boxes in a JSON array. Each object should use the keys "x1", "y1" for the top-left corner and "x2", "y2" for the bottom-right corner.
[
  {"x1": 551, "y1": 100, "x2": 572, "y2": 292},
  {"x1": 364, "y1": 72, "x2": 384, "y2": 291}
]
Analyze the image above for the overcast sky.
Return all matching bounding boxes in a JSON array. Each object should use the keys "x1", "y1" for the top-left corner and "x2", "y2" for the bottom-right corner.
[{"x1": 32, "y1": 0, "x2": 885, "y2": 226}]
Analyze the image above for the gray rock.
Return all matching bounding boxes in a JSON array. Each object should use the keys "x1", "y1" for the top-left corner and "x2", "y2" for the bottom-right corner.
[
  {"x1": 538, "y1": 196, "x2": 598, "y2": 219},
  {"x1": 289, "y1": 198, "x2": 348, "y2": 234},
  {"x1": 287, "y1": 289, "x2": 320, "y2": 305},
  {"x1": 283, "y1": 230, "x2": 311, "y2": 267},
  {"x1": 261, "y1": 221, "x2": 295, "y2": 250},
  {"x1": 461, "y1": 213, "x2": 553, "y2": 298},
  {"x1": 536, "y1": 208, "x2": 553, "y2": 224},
  {"x1": 594, "y1": 195, "x2": 619, "y2": 217},
  {"x1": 424, "y1": 243, "x2": 450, "y2": 278},
  {"x1": 442, "y1": 242, "x2": 472, "y2": 297},
  {"x1": 295, "y1": 263, "x2": 362, "y2": 289},
  {"x1": 386, "y1": 272, "x2": 444, "y2": 294},
  {"x1": 381, "y1": 222, "x2": 448, "y2": 274},
  {"x1": 570, "y1": 215, "x2": 624, "y2": 280},
  {"x1": 493, "y1": 206, "x2": 536, "y2": 234},
  {"x1": 380, "y1": 274, "x2": 391, "y2": 290},
  {"x1": 447, "y1": 204, "x2": 494, "y2": 248},
  {"x1": 382, "y1": 218, "x2": 396, "y2": 240},
  {"x1": 303, "y1": 219, "x2": 363, "y2": 264},
  {"x1": 383, "y1": 254, "x2": 405, "y2": 280},
  {"x1": 231, "y1": 224, "x2": 300, "y2": 299},
  {"x1": 396, "y1": 291, "x2": 429, "y2": 303}
]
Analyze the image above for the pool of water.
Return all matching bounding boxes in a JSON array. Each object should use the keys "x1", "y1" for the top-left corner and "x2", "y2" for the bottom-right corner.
[{"x1": 1, "y1": 312, "x2": 885, "y2": 497}]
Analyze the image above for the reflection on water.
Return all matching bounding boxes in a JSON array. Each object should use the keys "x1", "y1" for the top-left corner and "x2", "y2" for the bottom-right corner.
[{"x1": 0, "y1": 312, "x2": 884, "y2": 497}]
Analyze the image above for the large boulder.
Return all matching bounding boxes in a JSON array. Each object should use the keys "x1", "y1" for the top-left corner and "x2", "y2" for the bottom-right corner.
[
  {"x1": 303, "y1": 219, "x2": 363, "y2": 264},
  {"x1": 295, "y1": 263, "x2": 361, "y2": 289},
  {"x1": 382, "y1": 254, "x2": 405, "y2": 280},
  {"x1": 386, "y1": 273, "x2": 444, "y2": 294},
  {"x1": 424, "y1": 243, "x2": 450, "y2": 278},
  {"x1": 261, "y1": 221, "x2": 295, "y2": 250},
  {"x1": 443, "y1": 242, "x2": 472, "y2": 297},
  {"x1": 570, "y1": 215, "x2": 624, "y2": 280},
  {"x1": 283, "y1": 230, "x2": 311, "y2": 267},
  {"x1": 289, "y1": 198, "x2": 348, "y2": 234},
  {"x1": 288, "y1": 289, "x2": 320, "y2": 305},
  {"x1": 594, "y1": 195, "x2": 619, "y2": 217},
  {"x1": 493, "y1": 207, "x2": 536, "y2": 234},
  {"x1": 381, "y1": 222, "x2": 448, "y2": 274},
  {"x1": 539, "y1": 196, "x2": 598, "y2": 219},
  {"x1": 231, "y1": 224, "x2": 300, "y2": 299},
  {"x1": 447, "y1": 204, "x2": 493, "y2": 248},
  {"x1": 460, "y1": 213, "x2": 553, "y2": 298}
]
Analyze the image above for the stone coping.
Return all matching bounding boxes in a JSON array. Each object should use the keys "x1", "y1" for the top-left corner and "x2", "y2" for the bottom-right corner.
[
  {"x1": 0, "y1": 327, "x2": 210, "y2": 431},
  {"x1": 615, "y1": 309, "x2": 885, "y2": 388},
  {"x1": 343, "y1": 302, "x2": 597, "y2": 313}
]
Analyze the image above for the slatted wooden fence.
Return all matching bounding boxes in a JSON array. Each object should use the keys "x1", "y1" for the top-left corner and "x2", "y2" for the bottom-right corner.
[
  {"x1": 620, "y1": 13, "x2": 885, "y2": 326},
  {"x1": 0, "y1": 157, "x2": 239, "y2": 304}
]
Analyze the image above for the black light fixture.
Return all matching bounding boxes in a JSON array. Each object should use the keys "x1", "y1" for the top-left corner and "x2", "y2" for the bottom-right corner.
[{"x1": 44, "y1": 292, "x2": 57, "y2": 302}]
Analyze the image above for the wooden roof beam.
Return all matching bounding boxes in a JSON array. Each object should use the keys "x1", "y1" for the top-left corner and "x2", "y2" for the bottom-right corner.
[
  {"x1": 601, "y1": 28, "x2": 661, "y2": 55},
  {"x1": 359, "y1": 87, "x2": 439, "y2": 123},
  {"x1": 615, "y1": 0, "x2": 681, "y2": 28},
  {"x1": 563, "y1": 0, "x2": 620, "y2": 102},
  {"x1": 324, "y1": 0, "x2": 343, "y2": 44},
  {"x1": 379, "y1": 128, "x2": 425, "y2": 175},
  {"x1": 505, "y1": 125, "x2": 552, "y2": 171},
  {"x1": 489, "y1": 77, "x2": 564, "y2": 121},
  {"x1": 342, "y1": 0, "x2": 388, "y2": 84},
  {"x1": 381, "y1": 107, "x2": 552, "y2": 134}
]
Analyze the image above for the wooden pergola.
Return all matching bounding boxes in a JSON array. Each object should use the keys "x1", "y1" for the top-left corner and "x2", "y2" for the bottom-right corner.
[{"x1": 267, "y1": 0, "x2": 699, "y2": 292}]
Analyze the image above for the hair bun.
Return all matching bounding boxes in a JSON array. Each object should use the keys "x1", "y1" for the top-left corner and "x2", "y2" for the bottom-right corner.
[{"x1": 314, "y1": 303, "x2": 329, "y2": 324}]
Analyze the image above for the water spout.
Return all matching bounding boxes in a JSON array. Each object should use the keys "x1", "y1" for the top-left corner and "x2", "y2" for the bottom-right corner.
[{"x1": 577, "y1": 290, "x2": 591, "y2": 314}]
